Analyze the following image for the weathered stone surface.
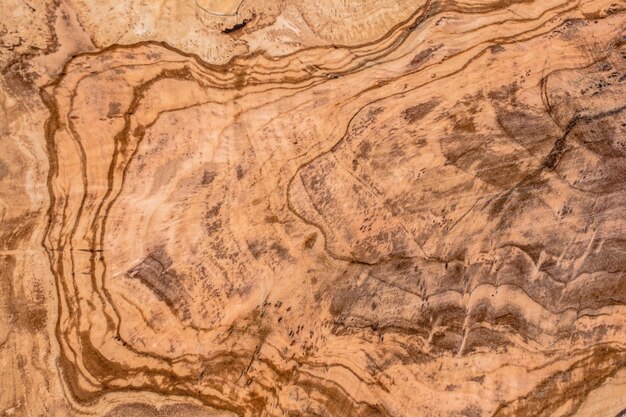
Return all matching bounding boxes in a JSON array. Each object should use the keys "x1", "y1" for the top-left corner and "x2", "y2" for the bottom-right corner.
[{"x1": 1, "y1": 0, "x2": 626, "y2": 416}]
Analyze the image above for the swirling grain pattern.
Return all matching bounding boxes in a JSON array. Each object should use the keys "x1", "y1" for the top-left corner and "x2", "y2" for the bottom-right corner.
[{"x1": 1, "y1": 0, "x2": 626, "y2": 416}]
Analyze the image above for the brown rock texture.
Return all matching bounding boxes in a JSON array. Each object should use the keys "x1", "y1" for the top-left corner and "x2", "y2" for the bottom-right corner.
[{"x1": 2, "y1": 0, "x2": 626, "y2": 416}]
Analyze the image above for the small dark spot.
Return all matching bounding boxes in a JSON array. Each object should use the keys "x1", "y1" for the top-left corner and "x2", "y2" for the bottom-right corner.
[
  {"x1": 202, "y1": 170, "x2": 216, "y2": 185},
  {"x1": 355, "y1": 141, "x2": 372, "y2": 159},
  {"x1": 303, "y1": 233, "x2": 317, "y2": 249},
  {"x1": 453, "y1": 117, "x2": 476, "y2": 133},
  {"x1": 461, "y1": 405, "x2": 481, "y2": 417},
  {"x1": 107, "y1": 102, "x2": 122, "y2": 118},
  {"x1": 270, "y1": 242, "x2": 291, "y2": 260},
  {"x1": 470, "y1": 375, "x2": 485, "y2": 384},
  {"x1": 27, "y1": 307, "x2": 47, "y2": 331},
  {"x1": 0, "y1": 160, "x2": 9, "y2": 180},
  {"x1": 488, "y1": 82, "x2": 519, "y2": 101},
  {"x1": 410, "y1": 45, "x2": 441, "y2": 67},
  {"x1": 402, "y1": 99, "x2": 439, "y2": 123},
  {"x1": 205, "y1": 202, "x2": 221, "y2": 217},
  {"x1": 265, "y1": 215, "x2": 279, "y2": 223},
  {"x1": 222, "y1": 18, "x2": 250, "y2": 34}
]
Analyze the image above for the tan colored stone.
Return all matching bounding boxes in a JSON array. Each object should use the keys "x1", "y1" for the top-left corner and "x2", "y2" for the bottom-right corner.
[{"x1": 2, "y1": 0, "x2": 626, "y2": 416}]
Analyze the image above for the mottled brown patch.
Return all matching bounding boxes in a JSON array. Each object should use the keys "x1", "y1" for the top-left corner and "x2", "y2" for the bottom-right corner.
[
  {"x1": 401, "y1": 99, "x2": 440, "y2": 123},
  {"x1": 410, "y1": 45, "x2": 442, "y2": 67}
]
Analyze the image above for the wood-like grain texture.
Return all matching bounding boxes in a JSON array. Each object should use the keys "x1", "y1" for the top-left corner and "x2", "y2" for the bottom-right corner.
[{"x1": 1, "y1": 0, "x2": 626, "y2": 416}]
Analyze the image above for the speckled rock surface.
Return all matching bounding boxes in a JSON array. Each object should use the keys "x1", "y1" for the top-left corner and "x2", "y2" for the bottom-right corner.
[{"x1": 1, "y1": 1, "x2": 626, "y2": 416}]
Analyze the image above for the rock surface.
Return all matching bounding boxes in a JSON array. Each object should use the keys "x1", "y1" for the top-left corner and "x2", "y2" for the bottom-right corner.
[{"x1": 1, "y1": 0, "x2": 626, "y2": 416}]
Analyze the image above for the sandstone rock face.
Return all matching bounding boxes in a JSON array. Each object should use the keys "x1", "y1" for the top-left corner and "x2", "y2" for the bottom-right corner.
[{"x1": 2, "y1": 0, "x2": 626, "y2": 416}]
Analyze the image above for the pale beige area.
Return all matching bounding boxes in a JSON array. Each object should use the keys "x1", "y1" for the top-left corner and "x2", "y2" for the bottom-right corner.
[
  {"x1": 196, "y1": 0, "x2": 244, "y2": 16},
  {"x1": 1, "y1": 0, "x2": 626, "y2": 416}
]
